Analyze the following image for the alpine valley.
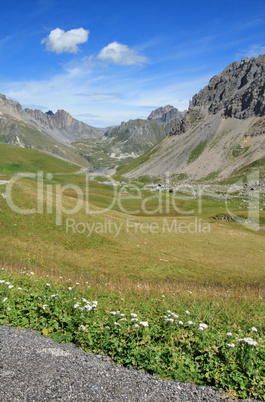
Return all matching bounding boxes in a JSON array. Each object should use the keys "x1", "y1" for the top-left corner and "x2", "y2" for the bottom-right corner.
[{"x1": 1, "y1": 55, "x2": 265, "y2": 183}]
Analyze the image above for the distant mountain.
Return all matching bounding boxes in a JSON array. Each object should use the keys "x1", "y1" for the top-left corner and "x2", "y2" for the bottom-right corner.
[
  {"x1": 24, "y1": 107, "x2": 104, "y2": 144},
  {"x1": 0, "y1": 94, "x2": 103, "y2": 145},
  {"x1": 103, "y1": 106, "x2": 184, "y2": 155},
  {"x1": 104, "y1": 119, "x2": 165, "y2": 155},
  {"x1": 73, "y1": 107, "x2": 185, "y2": 173},
  {"x1": 123, "y1": 55, "x2": 265, "y2": 181},
  {"x1": 0, "y1": 94, "x2": 104, "y2": 167},
  {"x1": 0, "y1": 94, "x2": 185, "y2": 171},
  {"x1": 147, "y1": 105, "x2": 185, "y2": 123}
]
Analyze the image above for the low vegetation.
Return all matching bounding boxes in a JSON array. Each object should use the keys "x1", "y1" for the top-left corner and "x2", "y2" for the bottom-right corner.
[
  {"x1": 0, "y1": 146, "x2": 264, "y2": 399},
  {"x1": 1, "y1": 269, "x2": 264, "y2": 400}
]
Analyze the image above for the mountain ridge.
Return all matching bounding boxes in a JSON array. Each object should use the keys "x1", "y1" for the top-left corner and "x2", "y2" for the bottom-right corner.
[{"x1": 123, "y1": 55, "x2": 265, "y2": 181}]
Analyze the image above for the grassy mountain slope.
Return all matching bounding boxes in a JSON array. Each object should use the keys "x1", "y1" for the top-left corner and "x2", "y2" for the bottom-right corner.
[
  {"x1": 124, "y1": 113, "x2": 265, "y2": 181},
  {"x1": 0, "y1": 117, "x2": 90, "y2": 168},
  {"x1": 0, "y1": 144, "x2": 80, "y2": 174}
]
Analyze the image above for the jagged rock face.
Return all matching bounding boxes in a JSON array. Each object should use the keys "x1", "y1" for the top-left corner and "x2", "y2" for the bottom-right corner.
[
  {"x1": 0, "y1": 94, "x2": 23, "y2": 116},
  {"x1": 147, "y1": 105, "x2": 185, "y2": 123},
  {"x1": 24, "y1": 108, "x2": 102, "y2": 139},
  {"x1": 170, "y1": 55, "x2": 265, "y2": 136},
  {"x1": 191, "y1": 55, "x2": 265, "y2": 118}
]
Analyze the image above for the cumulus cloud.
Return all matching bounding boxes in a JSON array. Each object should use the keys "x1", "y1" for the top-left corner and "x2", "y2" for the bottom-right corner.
[
  {"x1": 98, "y1": 41, "x2": 148, "y2": 65},
  {"x1": 41, "y1": 28, "x2": 89, "y2": 54}
]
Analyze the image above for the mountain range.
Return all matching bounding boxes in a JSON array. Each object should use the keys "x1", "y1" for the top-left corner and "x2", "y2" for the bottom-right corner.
[
  {"x1": 0, "y1": 95, "x2": 183, "y2": 172},
  {"x1": 1, "y1": 54, "x2": 265, "y2": 181},
  {"x1": 123, "y1": 55, "x2": 265, "y2": 181}
]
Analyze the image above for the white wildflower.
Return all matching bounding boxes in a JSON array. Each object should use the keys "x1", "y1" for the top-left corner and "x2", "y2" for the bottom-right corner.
[
  {"x1": 80, "y1": 325, "x2": 87, "y2": 331},
  {"x1": 239, "y1": 337, "x2": 258, "y2": 346},
  {"x1": 165, "y1": 318, "x2": 174, "y2": 323},
  {"x1": 0, "y1": 280, "x2": 5, "y2": 283},
  {"x1": 114, "y1": 322, "x2": 121, "y2": 327},
  {"x1": 185, "y1": 310, "x2": 190, "y2": 315},
  {"x1": 131, "y1": 313, "x2": 137, "y2": 317},
  {"x1": 109, "y1": 311, "x2": 117, "y2": 315},
  {"x1": 5, "y1": 282, "x2": 10, "y2": 285},
  {"x1": 227, "y1": 343, "x2": 235, "y2": 348},
  {"x1": 135, "y1": 324, "x2": 139, "y2": 328},
  {"x1": 139, "y1": 321, "x2": 149, "y2": 327},
  {"x1": 46, "y1": 283, "x2": 50, "y2": 287},
  {"x1": 82, "y1": 298, "x2": 89, "y2": 303},
  {"x1": 131, "y1": 318, "x2": 138, "y2": 322},
  {"x1": 2, "y1": 297, "x2": 8, "y2": 302},
  {"x1": 251, "y1": 327, "x2": 258, "y2": 332},
  {"x1": 188, "y1": 321, "x2": 193, "y2": 325},
  {"x1": 17, "y1": 287, "x2": 22, "y2": 290},
  {"x1": 227, "y1": 332, "x2": 233, "y2": 336},
  {"x1": 120, "y1": 313, "x2": 125, "y2": 317},
  {"x1": 199, "y1": 323, "x2": 208, "y2": 329},
  {"x1": 73, "y1": 303, "x2": 80, "y2": 309},
  {"x1": 178, "y1": 321, "x2": 183, "y2": 325},
  {"x1": 68, "y1": 287, "x2": 72, "y2": 290},
  {"x1": 8, "y1": 285, "x2": 14, "y2": 289},
  {"x1": 42, "y1": 305, "x2": 48, "y2": 310}
]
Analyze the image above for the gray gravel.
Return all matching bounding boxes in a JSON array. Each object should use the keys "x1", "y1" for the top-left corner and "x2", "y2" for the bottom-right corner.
[{"x1": 0, "y1": 325, "x2": 261, "y2": 401}]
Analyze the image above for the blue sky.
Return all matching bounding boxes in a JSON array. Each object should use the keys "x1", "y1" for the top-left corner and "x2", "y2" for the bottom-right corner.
[{"x1": 1, "y1": 0, "x2": 265, "y2": 127}]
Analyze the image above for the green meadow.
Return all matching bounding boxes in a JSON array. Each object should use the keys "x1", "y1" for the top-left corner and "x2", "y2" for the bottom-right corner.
[{"x1": 0, "y1": 145, "x2": 265, "y2": 399}]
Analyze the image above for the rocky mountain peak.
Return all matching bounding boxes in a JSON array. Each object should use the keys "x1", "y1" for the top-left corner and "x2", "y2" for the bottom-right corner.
[
  {"x1": 191, "y1": 55, "x2": 265, "y2": 118},
  {"x1": 147, "y1": 105, "x2": 185, "y2": 123},
  {"x1": 0, "y1": 94, "x2": 23, "y2": 116},
  {"x1": 170, "y1": 54, "x2": 265, "y2": 136}
]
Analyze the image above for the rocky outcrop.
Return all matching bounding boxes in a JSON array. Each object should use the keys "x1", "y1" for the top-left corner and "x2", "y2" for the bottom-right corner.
[
  {"x1": 148, "y1": 105, "x2": 185, "y2": 123},
  {"x1": 0, "y1": 94, "x2": 23, "y2": 116},
  {"x1": 170, "y1": 55, "x2": 265, "y2": 136}
]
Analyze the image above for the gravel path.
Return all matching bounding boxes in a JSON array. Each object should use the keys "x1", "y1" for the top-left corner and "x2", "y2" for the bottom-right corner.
[{"x1": 0, "y1": 325, "x2": 261, "y2": 401}]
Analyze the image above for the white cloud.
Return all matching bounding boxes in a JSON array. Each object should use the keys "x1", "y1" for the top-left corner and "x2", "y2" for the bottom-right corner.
[
  {"x1": 41, "y1": 28, "x2": 89, "y2": 54},
  {"x1": 245, "y1": 45, "x2": 265, "y2": 57},
  {"x1": 98, "y1": 41, "x2": 148, "y2": 65},
  {"x1": 236, "y1": 44, "x2": 265, "y2": 59}
]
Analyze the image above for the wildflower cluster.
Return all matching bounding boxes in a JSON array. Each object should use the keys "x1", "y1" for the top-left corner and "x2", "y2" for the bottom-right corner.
[{"x1": 0, "y1": 270, "x2": 265, "y2": 400}]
